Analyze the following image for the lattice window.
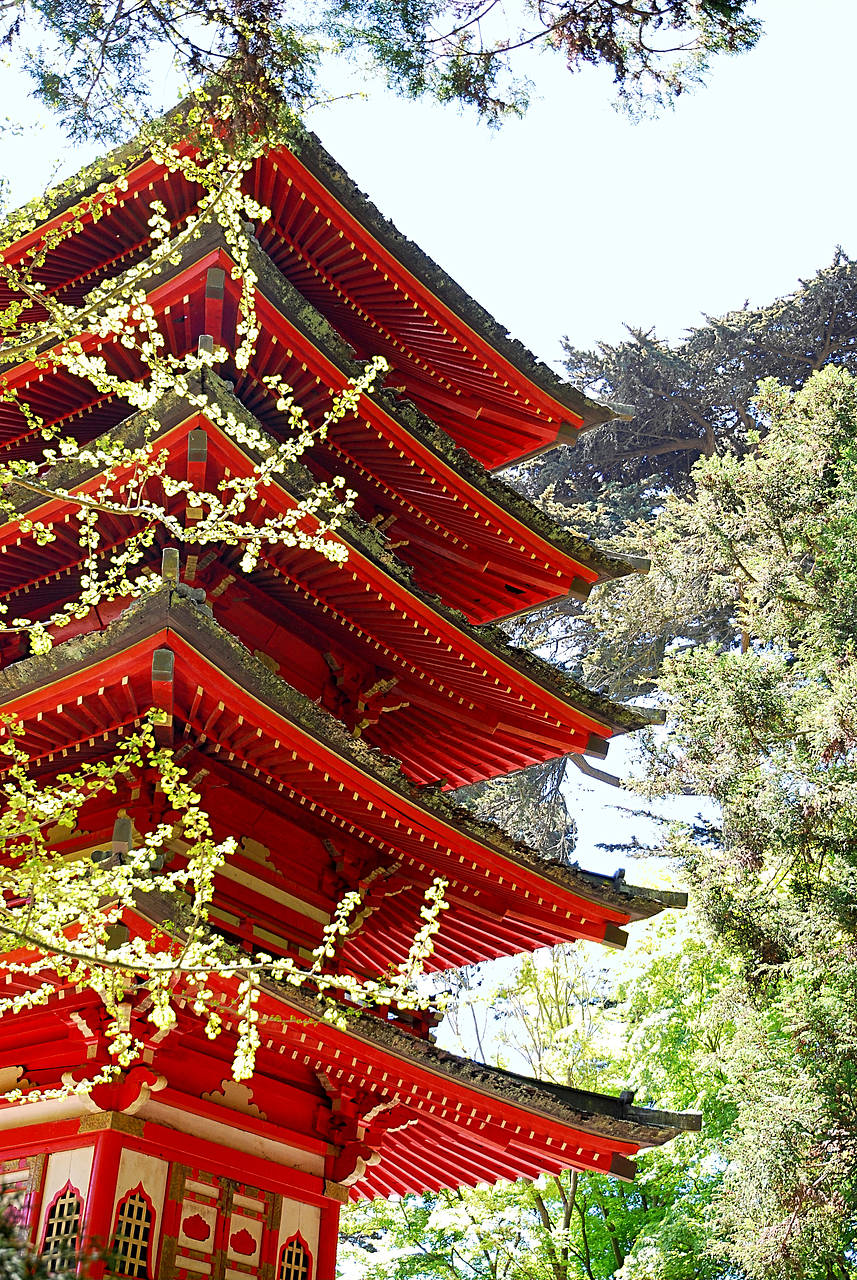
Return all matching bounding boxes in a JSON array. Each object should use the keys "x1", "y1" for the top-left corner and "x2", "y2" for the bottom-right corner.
[
  {"x1": 111, "y1": 1191, "x2": 152, "y2": 1279},
  {"x1": 42, "y1": 1187, "x2": 82, "y2": 1274},
  {"x1": 278, "y1": 1236, "x2": 311, "y2": 1280}
]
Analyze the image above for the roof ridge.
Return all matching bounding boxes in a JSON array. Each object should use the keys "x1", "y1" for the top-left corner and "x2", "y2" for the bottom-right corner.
[
  {"x1": 0, "y1": 364, "x2": 654, "y2": 738},
  {"x1": 129, "y1": 891, "x2": 701, "y2": 1154},
  {"x1": 0, "y1": 100, "x2": 614, "y2": 432},
  {"x1": 2, "y1": 217, "x2": 635, "y2": 587},
  {"x1": 0, "y1": 588, "x2": 684, "y2": 922}
]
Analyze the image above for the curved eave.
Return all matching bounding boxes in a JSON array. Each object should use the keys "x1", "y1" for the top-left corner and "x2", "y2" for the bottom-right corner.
[
  {"x1": 0, "y1": 106, "x2": 615, "y2": 467},
  {"x1": 206, "y1": 232, "x2": 636, "y2": 612},
  {"x1": 0, "y1": 911, "x2": 699, "y2": 1194},
  {"x1": 0, "y1": 225, "x2": 633, "y2": 619},
  {"x1": 240, "y1": 237, "x2": 635, "y2": 600},
  {"x1": 126, "y1": 895, "x2": 703, "y2": 1190},
  {"x1": 265, "y1": 987, "x2": 703, "y2": 1195},
  {"x1": 0, "y1": 590, "x2": 683, "y2": 941},
  {"x1": 254, "y1": 132, "x2": 614, "y2": 437},
  {"x1": 0, "y1": 371, "x2": 649, "y2": 744}
]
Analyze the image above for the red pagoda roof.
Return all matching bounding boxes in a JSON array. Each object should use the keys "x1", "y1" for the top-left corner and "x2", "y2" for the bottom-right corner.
[
  {"x1": 0, "y1": 898, "x2": 700, "y2": 1195},
  {"x1": 0, "y1": 590, "x2": 684, "y2": 971},
  {"x1": 0, "y1": 379, "x2": 651, "y2": 788},
  {"x1": 0, "y1": 108, "x2": 696, "y2": 1219},
  {"x1": 0, "y1": 227, "x2": 632, "y2": 624},
  {"x1": 1, "y1": 119, "x2": 615, "y2": 471}
]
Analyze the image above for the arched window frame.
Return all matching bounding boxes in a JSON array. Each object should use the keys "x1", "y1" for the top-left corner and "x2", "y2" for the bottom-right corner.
[
  {"x1": 278, "y1": 1232, "x2": 313, "y2": 1280},
  {"x1": 109, "y1": 1183, "x2": 156, "y2": 1280},
  {"x1": 39, "y1": 1181, "x2": 83, "y2": 1273}
]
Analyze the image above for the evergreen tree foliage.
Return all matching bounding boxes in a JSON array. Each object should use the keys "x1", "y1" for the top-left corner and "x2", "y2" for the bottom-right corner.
[
  {"x1": 630, "y1": 367, "x2": 857, "y2": 1276},
  {"x1": 343, "y1": 363, "x2": 857, "y2": 1280},
  {"x1": 0, "y1": 1201, "x2": 78, "y2": 1278},
  {"x1": 458, "y1": 757, "x2": 576, "y2": 866},
  {"x1": 7, "y1": 0, "x2": 762, "y2": 140},
  {"x1": 449, "y1": 256, "x2": 857, "y2": 901},
  {"x1": 459, "y1": 254, "x2": 857, "y2": 929},
  {"x1": 507, "y1": 251, "x2": 857, "y2": 700},
  {"x1": 562, "y1": 250, "x2": 857, "y2": 499}
]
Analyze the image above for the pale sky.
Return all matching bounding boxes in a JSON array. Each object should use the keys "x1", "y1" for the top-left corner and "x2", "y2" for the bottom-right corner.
[{"x1": 315, "y1": 0, "x2": 855, "y2": 363}]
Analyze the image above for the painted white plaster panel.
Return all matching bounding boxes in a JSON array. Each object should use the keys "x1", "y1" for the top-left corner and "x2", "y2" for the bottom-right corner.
[
  {"x1": 37, "y1": 1148, "x2": 95, "y2": 1243},
  {"x1": 0, "y1": 1097, "x2": 88, "y2": 1130},
  {"x1": 177, "y1": 1199, "x2": 218, "y2": 1252},
  {"x1": 232, "y1": 1192, "x2": 265, "y2": 1212},
  {"x1": 185, "y1": 1179, "x2": 219, "y2": 1200},
  {"x1": 226, "y1": 1211, "x2": 262, "y2": 1264},
  {"x1": 278, "y1": 1199, "x2": 320, "y2": 1265},
  {"x1": 138, "y1": 1100, "x2": 324, "y2": 1176},
  {"x1": 111, "y1": 1150, "x2": 169, "y2": 1264}
]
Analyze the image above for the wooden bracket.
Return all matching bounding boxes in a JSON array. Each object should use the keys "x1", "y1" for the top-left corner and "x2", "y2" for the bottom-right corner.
[
  {"x1": 584, "y1": 732, "x2": 610, "y2": 761},
  {"x1": 161, "y1": 547, "x2": 180, "y2": 585},
  {"x1": 112, "y1": 815, "x2": 133, "y2": 857},
  {"x1": 187, "y1": 428, "x2": 208, "y2": 492}
]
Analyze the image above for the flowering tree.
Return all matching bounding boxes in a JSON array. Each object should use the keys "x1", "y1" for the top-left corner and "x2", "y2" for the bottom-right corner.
[
  {"x1": 0, "y1": 92, "x2": 448, "y2": 1098},
  {"x1": 0, "y1": 95, "x2": 382, "y2": 653}
]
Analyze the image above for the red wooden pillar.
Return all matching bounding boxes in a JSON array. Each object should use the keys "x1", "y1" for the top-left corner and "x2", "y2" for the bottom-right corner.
[
  {"x1": 82, "y1": 1129, "x2": 124, "y2": 1277},
  {"x1": 316, "y1": 1196, "x2": 342, "y2": 1280}
]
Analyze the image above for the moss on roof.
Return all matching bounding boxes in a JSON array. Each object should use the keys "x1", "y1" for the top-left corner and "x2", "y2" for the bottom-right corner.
[
  {"x1": 0, "y1": 588, "x2": 684, "y2": 922},
  {"x1": 0, "y1": 360, "x2": 652, "y2": 737},
  {"x1": 3, "y1": 214, "x2": 632, "y2": 587},
  {"x1": 129, "y1": 890, "x2": 698, "y2": 1153},
  {"x1": 340, "y1": 1006, "x2": 701, "y2": 1147},
  {"x1": 1, "y1": 101, "x2": 614, "y2": 434},
  {"x1": 252, "y1": 952, "x2": 702, "y2": 1152},
  {"x1": 241, "y1": 232, "x2": 635, "y2": 585},
  {"x1": 264, "y1": 121, "x2": 615, "y2": 432}
]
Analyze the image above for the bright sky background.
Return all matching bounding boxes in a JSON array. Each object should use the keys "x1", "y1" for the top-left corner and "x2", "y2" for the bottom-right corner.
[
  {"x1": 317, "y1": 0, "x2": 856, "y2": 362},
  {"x1": 319, "y1": 0, "x2": 855, "y2": 873},
  {"x1": 0, "y1": 0, "x2": 850, "y2": 878}
]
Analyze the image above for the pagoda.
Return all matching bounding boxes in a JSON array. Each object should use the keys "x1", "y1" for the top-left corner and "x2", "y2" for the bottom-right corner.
[{"x1": 0, "y1": 109, "x2": 698, "y2": 1280}]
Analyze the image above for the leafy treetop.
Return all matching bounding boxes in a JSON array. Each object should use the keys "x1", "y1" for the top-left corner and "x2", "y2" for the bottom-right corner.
[{"x1": 6, "y1": 0, "x2": 763, "y2": 140}]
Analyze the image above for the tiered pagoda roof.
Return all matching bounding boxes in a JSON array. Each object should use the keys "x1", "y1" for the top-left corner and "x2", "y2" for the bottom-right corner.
[
  {"x1": 0, "y1": 376, "x2": 651, "y2": 789},
  {"x1": 1, "y1": 223, "x2": 634, "y2": 624},
  {"x1": 0, "y1": 891, "x2": 698, "y2": 1201},
  {"x1": 0, "y1": 108, "x2": 696, "y2": 1261},
  {"x1": 1, "y1": 121, "x2": 614, "y2": 470},
  {"x1": 0, "y1": 588, "x2": 683, "y2": 969}
]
